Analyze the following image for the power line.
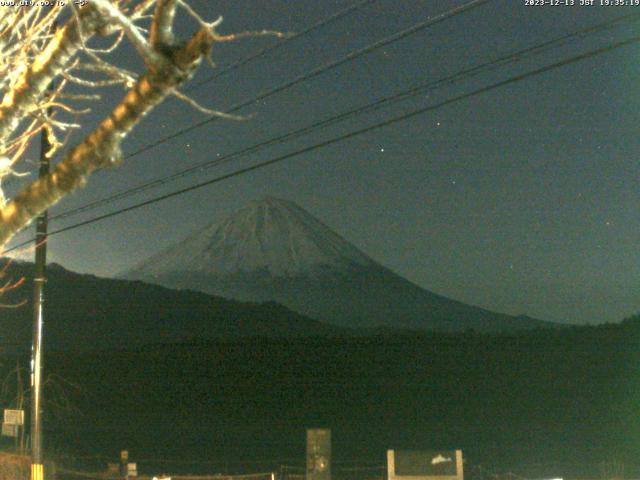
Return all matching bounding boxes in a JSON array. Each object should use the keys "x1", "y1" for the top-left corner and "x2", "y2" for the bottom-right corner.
[
  {"x1": 5, "y1": 33, "x2": 638, "y2": 254},
  {"x1": 47, "y1": 0, "x2": 497, "y2": 221},
  {"x1": 185, "y1": 0, "x2": 379, "y2": 92},
  {"x1": 123, "y1": 0, "x2": 493, "y2": 160},
  {"x1": 51, "y1": 11, "x2": 640, "y2": 222}
]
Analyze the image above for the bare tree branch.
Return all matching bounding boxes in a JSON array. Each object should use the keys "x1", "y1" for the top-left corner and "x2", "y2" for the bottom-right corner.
[
  {"x1": 151, "y1": 0, "x2": 178, "y2": 47},
  {"x1": 0, "y1": 8, "x2": 103, "y2": 147},
  {"x1": 0, "y1": 14, "x2": 228, "y2": 248},
  {"x1": 0, "y1": 1, "x2": 280, "y2": 251}
]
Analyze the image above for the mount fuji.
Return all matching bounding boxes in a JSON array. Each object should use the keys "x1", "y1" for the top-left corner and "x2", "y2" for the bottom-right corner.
[{"x1": 125, "y1": 197, "x2": 551, "y2": 332}]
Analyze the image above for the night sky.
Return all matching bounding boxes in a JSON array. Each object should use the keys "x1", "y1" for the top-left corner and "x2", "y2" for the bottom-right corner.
[{"x1": 6, "y1": 0, "x2": 640, "y2": 325}]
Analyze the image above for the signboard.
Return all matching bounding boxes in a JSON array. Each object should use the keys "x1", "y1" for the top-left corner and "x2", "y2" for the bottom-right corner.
[
  {"x1": 1, "y1": 423, "x2": 18, "y2": 437},
  {"x1": 120, "y1": 450, "x2": 129, "y2": 462},
  {"x1": 3, "y1": 409, "x2": 23, "y2": 426},
  {"x1": 387, "y1": 450, "x2": 464, "y2": 480},
  {"x1": 306, "y1": 429, "x2": 331, "y2": 480},
  {"x1": 127, "y1": 463, "x2": 137, "y2": 477}
]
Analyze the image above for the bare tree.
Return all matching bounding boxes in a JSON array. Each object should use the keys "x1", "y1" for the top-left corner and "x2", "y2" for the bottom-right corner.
[
  {"x1": 1, "y1": 360, "x2": 85, "y2": 453},
  {"x1": 0, "y1": 1, "x2": 279, "y2": 250}
]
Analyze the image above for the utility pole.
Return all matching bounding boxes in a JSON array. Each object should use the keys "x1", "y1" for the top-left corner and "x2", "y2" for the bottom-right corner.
[{"x1": 31, "y1": 97, "x2": 51, "y2": 480}]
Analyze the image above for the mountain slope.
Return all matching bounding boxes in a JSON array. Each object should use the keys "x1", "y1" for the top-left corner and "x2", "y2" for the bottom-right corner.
[{"x1": 126, "y1": 197, "x2": 552, "y2": 332}]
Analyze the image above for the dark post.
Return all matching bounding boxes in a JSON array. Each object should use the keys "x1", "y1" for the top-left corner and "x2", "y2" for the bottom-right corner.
[
  {"x1": 30, "y1": 100, "x2": 51, "y2": 480},
  {"x1": 120, "y1": 450, "x2": 129, "y2": 480}
]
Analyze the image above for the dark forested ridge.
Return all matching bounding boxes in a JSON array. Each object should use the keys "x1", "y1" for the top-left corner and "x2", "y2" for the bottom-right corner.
[
  {"x1": 0, "y1": 260, "x2": 636, "y2": 477},
  {"x1": 0, "y1": 261, "x2": 346, "y2": 353},
  {"x1": 10, "y1": 318, "x2": 639, "y2": 479},
  {"x1": 0, "y1": 260, "x2": 552, "y2": 355}
]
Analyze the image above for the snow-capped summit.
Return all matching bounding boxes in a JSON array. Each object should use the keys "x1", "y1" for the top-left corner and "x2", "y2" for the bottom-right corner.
[
  {"x1": 126, "y1": 197, "x2": 552, "y2": 332},
  {"x1": 129, "y1": 196, "x2": 375, "y2": 278}
]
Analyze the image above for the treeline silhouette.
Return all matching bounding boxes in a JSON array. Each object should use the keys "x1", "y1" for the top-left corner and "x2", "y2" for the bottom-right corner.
[{"x1": 3, "y1": 317, "x2": 636, "y2": 478}]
